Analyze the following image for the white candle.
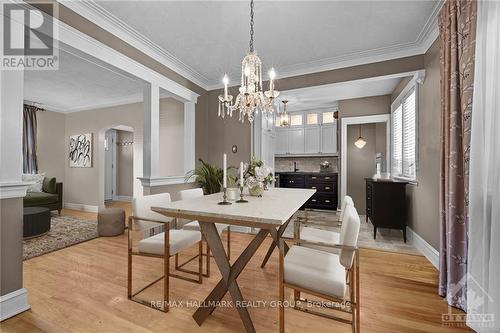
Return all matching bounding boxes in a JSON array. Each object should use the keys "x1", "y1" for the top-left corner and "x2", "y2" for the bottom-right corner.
[
  {"x1": 223, "y1": 153, "x2": 227, "y2": 189},
  {"x1": 240, "y1": 162, "x2": 244, "y2": 187},
  {"x1": 223, "y1": 75, "x2": 229, "y2": 99}
]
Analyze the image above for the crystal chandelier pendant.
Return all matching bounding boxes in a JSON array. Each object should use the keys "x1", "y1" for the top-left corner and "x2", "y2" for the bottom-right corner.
[{"x1": 217, "y1": 0, "x2": 279, "y2": 123}]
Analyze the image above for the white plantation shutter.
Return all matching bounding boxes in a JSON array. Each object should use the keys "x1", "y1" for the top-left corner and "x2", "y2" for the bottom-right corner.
[
  {"x1": 391, "y1": 86, "x2": 417, "y2": 181},
  {"x1": 392, "y1": 104, "x2": 403, "y2": 175},
  {"x1": 402, "y1": 90, "x2": 416, "y2": 179}
]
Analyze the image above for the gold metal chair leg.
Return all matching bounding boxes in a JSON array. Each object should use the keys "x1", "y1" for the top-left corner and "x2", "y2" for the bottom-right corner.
[
  {"x1": 227, "y1": 226, "x2": 231, "y2": 261},
  {"x1": 279, "y1": 239, "x2": 285, "y2": 333}
]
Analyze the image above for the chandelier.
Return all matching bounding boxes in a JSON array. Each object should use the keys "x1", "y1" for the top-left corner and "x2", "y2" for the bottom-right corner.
[
  {"x1": 218, "y1": 0, "x2": 279, "y2": 123},
  {"x1": 277, "y1": 100, "x2": 290, "y2": 127}
]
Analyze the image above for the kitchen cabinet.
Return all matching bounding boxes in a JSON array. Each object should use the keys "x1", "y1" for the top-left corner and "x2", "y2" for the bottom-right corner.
[
  {"x1": 277, "y1": 172, "x2": 338, "y2": 210},
  {"x1": 305, "y1": 126, "x2": 321, "y2": 153},
  {"x1": 289, "y1": 128, "x2": 304, "y2": 154},
  {"x1": 275, "y1": 112, "x2": 338, "y2": 155},
  {"x1": 321, "y1": 123, "x2": 337, "y2": 154}
]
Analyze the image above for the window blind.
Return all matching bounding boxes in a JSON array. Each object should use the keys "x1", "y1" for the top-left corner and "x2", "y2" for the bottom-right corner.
[{"x1": 391, "y1": 87, "x2": 417, "y2": 181}]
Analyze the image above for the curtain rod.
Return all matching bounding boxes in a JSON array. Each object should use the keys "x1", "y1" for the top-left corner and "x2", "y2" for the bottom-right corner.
[{"x1": 23, "y1": 100, "x2": 46, "y2": 111}]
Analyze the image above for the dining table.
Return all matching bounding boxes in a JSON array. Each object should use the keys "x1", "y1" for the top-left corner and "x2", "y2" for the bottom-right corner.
[{"x1": 152, "y1": 187, "x2": 315, "y2": 333}]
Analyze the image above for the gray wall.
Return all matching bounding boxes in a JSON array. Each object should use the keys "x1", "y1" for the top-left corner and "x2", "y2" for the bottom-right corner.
[
  {"x1": 346, "y1": 123, "x2": 386, "y2": 212},
  {"x1": 0, "y1": 198, "x2": 23, "y2": 295},
  {"x1": 116, "y1": 130, "x2": 134, "y2": 197},
  {"x1": 37, "y1": 111, "x2": 66, "y2": 182},
  {"x1": 404, "y1": 40, "x2": 441, "y2": 250}
]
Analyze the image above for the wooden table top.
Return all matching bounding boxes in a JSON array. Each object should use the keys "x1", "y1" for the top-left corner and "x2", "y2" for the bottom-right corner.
[{"x1": 152, "y1": 188, "x2": 315, "y2": 229}]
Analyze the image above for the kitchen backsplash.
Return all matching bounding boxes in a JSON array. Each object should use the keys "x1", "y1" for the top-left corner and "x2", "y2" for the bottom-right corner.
[{"x1": 275, "y1": 156, "x2": 339, "y2": 173}]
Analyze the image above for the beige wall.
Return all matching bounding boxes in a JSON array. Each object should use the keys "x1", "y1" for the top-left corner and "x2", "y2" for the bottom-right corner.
[
  {"x1": 0, "y1": 198, "x2": 23, "y2": 295},
  {"x1": 338, "y1": 95, "x2": 391, "y2": 118},
  {"x1": 37, "y1": 110, "x2": 66, "y2": 182},
  {"x1": 116, "y1": 130, "x2": 134, "y2": 197},
  {"x1": 404, "y1": 40, "x2": 441, "y2": 250}
]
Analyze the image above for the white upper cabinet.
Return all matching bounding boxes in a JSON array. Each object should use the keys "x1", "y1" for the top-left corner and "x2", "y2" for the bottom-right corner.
[
  {"x1": 276, "y1": 129, "x2": 289, "y2": 154},
  {"x1": 321, "y1": 123, "x2": 337, "y2": 154},
  {"x1": 305, "y1": 126, "x2": 321, "y2": 153},
  {"x1": 274, "y1": 109, "x2": 338, "y2": 156},
  {"x1": 289, "y1": 128, "x2": 305, "y2": 154}
]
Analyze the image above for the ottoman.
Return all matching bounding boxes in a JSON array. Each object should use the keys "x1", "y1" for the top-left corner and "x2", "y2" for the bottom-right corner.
[
  {"x1": 97, "y1": 207, "x2": 125, "y2": 236},
  {"x1": 23, "y1": 207, "x2": 51, "y2": 239}
]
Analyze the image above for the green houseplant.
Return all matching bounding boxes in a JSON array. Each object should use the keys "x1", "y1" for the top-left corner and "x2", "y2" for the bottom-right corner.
[{"x1": 185, "y1": 159, "x2": 237, "y2": 195}]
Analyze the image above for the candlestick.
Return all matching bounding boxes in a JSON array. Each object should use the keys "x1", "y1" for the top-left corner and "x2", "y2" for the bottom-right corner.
[
  {"x1": 223, "y1": 153, "x2": 227, "y2": 189},
  {"x1": 236, "y1": 186, "x2": 248, "y2": 203},
  {"x1": 218, "y1": 187, "x2": 232, "y2": 205}
]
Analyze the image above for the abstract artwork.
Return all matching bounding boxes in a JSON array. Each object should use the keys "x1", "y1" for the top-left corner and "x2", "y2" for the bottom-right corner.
[{"x1": 69, "y1": 133, "x2": 92, "y2": 167}]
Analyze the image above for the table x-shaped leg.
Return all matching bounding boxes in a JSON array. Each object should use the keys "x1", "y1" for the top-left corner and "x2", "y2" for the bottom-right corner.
[
  {"x1": 260, "y1": 217, "x2": 292, "y2": 268},
  {"x1": 193, "y1": 222, "x2": 270, "y2": 333}
]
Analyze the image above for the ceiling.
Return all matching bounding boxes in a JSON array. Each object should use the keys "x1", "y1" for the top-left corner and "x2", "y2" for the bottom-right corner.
[
  {"x1": 280, "y1": 75, "x2": 403, "y2": 112},
  {"x1": 24, "y1": 48, "x2": 146, "y2": 113},
  {"x1": 74, "y1": 0, "x2": 440, "y2": 88}
]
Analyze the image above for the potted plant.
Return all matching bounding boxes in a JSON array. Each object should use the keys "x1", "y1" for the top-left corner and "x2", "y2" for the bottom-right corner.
[{"x1": 186, "y1": 159, "x2": 238, "y2": 197}]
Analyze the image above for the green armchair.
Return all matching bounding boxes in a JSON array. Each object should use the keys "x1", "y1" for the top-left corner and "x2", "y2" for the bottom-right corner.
[{"x1": 23, "y1": 177, "x2": 63, "y2": 214}]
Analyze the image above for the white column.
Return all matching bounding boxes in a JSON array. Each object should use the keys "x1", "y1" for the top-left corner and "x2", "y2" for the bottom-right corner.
[
  {"x1": 184, "y1": 101, "x2": 196, "y2": 174},
  {"x1": 0, "y1": 69, "x2": 29, "y2": 198},
  {"x1": 143, "y1": 83, "x2": 160, "y2": 179}
]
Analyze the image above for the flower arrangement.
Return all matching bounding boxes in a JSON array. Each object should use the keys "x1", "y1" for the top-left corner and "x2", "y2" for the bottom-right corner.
[{"x1": 240, "y1": 157, "x2": 274, "y2": 196}]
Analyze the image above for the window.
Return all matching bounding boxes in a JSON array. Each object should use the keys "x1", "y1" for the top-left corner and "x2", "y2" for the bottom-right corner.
[
  {"x1": 306, "y1": 113, "x2": 318, "y2": 125},
  {"x1": 290, "y1": 114, "x2": 303, "y2": 126},
  {"x1": 391, "y1": 87, "x2": 417, "y2": 181},
  {"x1": 322, "y1": 111, "x2": 335, "y2": 124}
]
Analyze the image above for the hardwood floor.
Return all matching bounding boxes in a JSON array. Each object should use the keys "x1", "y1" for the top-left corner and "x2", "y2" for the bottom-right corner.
[{"x1": 1, "y1": 206, "x2": 471, "y2": 333}]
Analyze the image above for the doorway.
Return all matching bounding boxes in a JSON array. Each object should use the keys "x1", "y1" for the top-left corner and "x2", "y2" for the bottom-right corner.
[{"x1": 104, "y1": 126, "x2": 134, "y2": 202}]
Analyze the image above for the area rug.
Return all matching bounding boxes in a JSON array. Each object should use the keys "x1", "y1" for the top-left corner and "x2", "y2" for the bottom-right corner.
[
  {"x1": 23, "y1": 215, "x2": 98, "y2": 260},
  {"x1": 286, "y1": 210, "x2": 420, "y2": 255}
]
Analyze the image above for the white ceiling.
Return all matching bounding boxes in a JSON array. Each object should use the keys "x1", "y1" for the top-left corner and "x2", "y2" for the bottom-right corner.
[
  {"x1": 280, "y1": 75, "x2": 403, "y2": 112},
  {"x1": 74, "y1": 0, "x2": 440, "y2": 88},
  {"x1": 24, "y1": 49, "x2": 145, "y2": 112}
]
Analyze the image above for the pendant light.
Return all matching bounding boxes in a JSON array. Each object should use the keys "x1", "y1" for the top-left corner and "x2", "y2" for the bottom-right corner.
[{"x1": 354, "y1": 125, "x2": 367, "y2": 149}]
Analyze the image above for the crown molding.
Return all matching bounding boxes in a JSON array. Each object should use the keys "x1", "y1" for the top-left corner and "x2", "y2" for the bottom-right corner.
[
  {"x1": 60, "y1": 0, "x2": 210, "y2": 90},
  {"x1": 60, "y1": 0, "x2": 442, "y2": 93}
]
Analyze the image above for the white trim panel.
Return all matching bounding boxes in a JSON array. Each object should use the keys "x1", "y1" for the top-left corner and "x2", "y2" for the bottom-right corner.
[
  {"x1": 63, "y1": 203, "x2": 99, "y2": 213},
  {"x1": 138, "y1": 176, "x2": 195, "y2": 187},
  {"x1": 0, "y1": 288, "x2": 30, "y2": 321},
  {"x1": 406, "y1": 227, "x2": 439, "y2": 270},
  {"x1": 114, "y1": 195, "x2": 132, "y2": 202},
  {"x1": 0, "y1": 182, "x2": 29, "y2": 200}
]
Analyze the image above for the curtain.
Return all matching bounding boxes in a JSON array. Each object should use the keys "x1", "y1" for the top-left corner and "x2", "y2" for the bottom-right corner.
[
  {"x1": 467, "y1": 1, "x2": 500, "y2": 331},
  {"x1": 438, "y1": 0, "x2": 477, "y2": 311},
  {"x1": 23, "y1": 105, "x2": 40, "y2": 174}
]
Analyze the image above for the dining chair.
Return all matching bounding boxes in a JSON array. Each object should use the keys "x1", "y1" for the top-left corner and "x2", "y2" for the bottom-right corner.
[
  {"x1": 279, "y1": 204, "x2": 361, "y2": 333},
  {"x1": 128, "y1": 193, "x2": 203, "y2": 312},
  {"x1": 260, "y1": 196, "x2": 354, "y2": 268},
  {"x1": 178, "y1": 188, "x2": 231, "y2": 277}
]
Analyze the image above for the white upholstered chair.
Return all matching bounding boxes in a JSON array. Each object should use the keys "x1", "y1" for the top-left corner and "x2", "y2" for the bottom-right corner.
[
  {"x1": 261, "y1": 196, "x2": 354, "y2": 268},
  {"x1": 178, "y1": 188, "x2": 231, "y2": 277},
  {"x1": 128, "y1": 193, "x2": 203, "y2": 312},
  {"x1": 279, "y1": 204, "x2": 361, "y2": 333}
]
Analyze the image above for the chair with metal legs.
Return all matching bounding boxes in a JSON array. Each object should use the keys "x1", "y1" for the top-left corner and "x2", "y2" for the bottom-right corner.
[
  {"x1": 279, "y1": 204, "x2": 361, "y2": 333},
  {"x1": 128, "y1": 193, "x2": 203, "y2": 312},
  {"x1": 178, "y1": 188, "x2": 231, "y2": 277},
  {"x1": 261, "y1": 195, "x2": 354, "y2": 268}
]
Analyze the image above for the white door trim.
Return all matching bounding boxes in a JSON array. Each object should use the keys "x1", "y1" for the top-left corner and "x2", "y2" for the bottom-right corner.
[
  {"x1": 0, "y1": 288, "x2": 30, "y2": 321},
  {"x1": 340, "y1": 114, "x2": 391, "y2": 205}
]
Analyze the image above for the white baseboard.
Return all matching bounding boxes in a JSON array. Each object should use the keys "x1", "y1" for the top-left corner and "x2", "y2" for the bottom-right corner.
[
  {"x1": 64, "y1": 202, "x2": 99, "y2": 213},
  {"x1": 114, "y1": 195, "x2": 132, "y2": 202},
  {"x1": 406, "y1": 226, "x2": 439, "y2": 270},
  {"x1": 0, "y1": 288, "x2": 30, "y2": 321}
]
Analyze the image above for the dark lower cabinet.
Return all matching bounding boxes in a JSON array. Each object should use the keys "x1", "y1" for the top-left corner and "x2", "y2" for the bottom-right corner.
[
  {"x1": 278, "y1": 172, "x2": 338, "y2": 210},
  {"x1": 365, "y1": 178, "x2": 408, "y2": 242}
]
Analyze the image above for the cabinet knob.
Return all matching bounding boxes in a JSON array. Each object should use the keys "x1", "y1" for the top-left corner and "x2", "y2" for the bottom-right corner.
[
  {"x1": 311, "y1": 199, "x2": 317, "y2": 202},
  {"x1": 311, "y1": 176, "x2": 317, "y2": 179},
  {"x1": 325, "y1": 186, "x2": 330, "y2": 190},
  {"x1": 311, "y1": 186, "x2": 316, "y2": 189},
  {"x1": 325, "y1": 177, "x2": 331, "y2": 180},
  {"x1": 325, "y1": 200, "x2": 331, "y2": 203}
]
